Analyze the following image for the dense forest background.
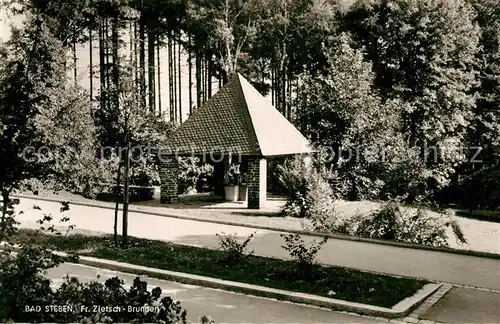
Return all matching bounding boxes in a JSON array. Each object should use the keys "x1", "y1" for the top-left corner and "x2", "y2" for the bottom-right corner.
[{"x1": 0, "y1": 0, "x2": 499, "y2": 210}]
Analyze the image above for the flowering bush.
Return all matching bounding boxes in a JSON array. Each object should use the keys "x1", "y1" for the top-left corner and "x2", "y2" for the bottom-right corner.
[
  {"x1": 278, "y1": 157, "x2": 337, "y2": 223},
  {"x1": 216, "y1": 231, "x2": 255, "y2": 265},
  {"x1": 0, "y1": 246, "x2": 188, "y2": 323},
  {"x1": 223, "y1": 164, "x2": 240, "y2": 186},
  {"x1": 178, "y1": 157, "x2": 214, "y2": 194},
  {"x1": 352, "y1": 202, "x2": 467, "y2": 247},
  {"x1": 280, "y1": 233, "x2": 328, "y2": 276}
]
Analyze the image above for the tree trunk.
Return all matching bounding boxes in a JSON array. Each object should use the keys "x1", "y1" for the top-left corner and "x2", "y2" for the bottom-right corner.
[
  {"x1": 122, "y1": 142, "x2": 131, "y2": 248},
  {"x1": 129, "y1": 21, "x2": 133, "y2": 64},
  {"x1": 111, "y1": 15, "x2": 119, "y2": 109},
  {"x1": 134, "y1": 21, "x2": 139, "y2": 94},
  {"x1": 73, "y1": 27, "x2": 77, "y2": 86},
  {"x1": 196, "y1": 47, "x2": 201, "y2": 109},
  {"x1": 188, "y1": 34, "x2": 192, "y2": 115},
  {"x1": 173, "y1": 35, "x2": 177, "y2": 121},
  {"x1": 99, "y1": 20, "x2": 105, "y2": 110},
  {"x1": 207, "y1": 60, "x2": 212, "y2": 98},
  {"x1": 113, "y1": 158, "x2": 122, "y2": 247},
  {"x1": 89, "y1": 27, "x2": 93, "y2": 101},
  {"x1": 178, "y1": 31, "x2": 182, "y2": 123},
  {"x1": 157, "y1": 36, "x2": 161, "y2": 115},
  {"x1": 202, "y1": 56, "x2": 206, "y2": 103},
  {"x1": 0, "y1": 190, "x2": 10, "y2": 241},
  {"x1": 148, "y1": 29, "x2": 156, "y2": 113},
  {"x1": 168, "y1": 34, "x2": 174, "y2": 121},
  {"x1": 105, "y1": 19, "x2": 110, "y2": 110},
  {"x1": 139, "y1": 14, "x2": 146, "y2": 110},
  {"x1": 271, "y1": 66, "x2": 274, "y2": 106}
]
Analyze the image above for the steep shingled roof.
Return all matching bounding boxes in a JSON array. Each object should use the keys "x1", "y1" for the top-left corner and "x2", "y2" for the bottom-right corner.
[{"x1": 165, "y1": 73, "x2": 312, "y2": 156}]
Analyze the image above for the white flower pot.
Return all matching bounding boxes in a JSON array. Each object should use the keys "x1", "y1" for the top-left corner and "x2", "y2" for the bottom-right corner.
[
  {"x1": 224, "y1": 185, "x2": 239, "y2": 202},
  {"x1": 238, "y1": 185, "x2": 247, "y2": 201}
]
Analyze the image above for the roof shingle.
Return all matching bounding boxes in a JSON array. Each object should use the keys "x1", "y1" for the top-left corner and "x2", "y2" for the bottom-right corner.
[{"x1": 164, "y1": 73, "x2": 312, "y2": 157}]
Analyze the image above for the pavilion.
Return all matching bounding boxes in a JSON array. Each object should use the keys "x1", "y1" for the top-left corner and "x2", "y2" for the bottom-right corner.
[{"x1": 159, "y1": 73, "x2": 312, "y2": 209}]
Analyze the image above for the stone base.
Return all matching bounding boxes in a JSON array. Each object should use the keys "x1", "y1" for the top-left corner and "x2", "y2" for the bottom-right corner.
[{"x1": 160, "y1": 156, "x2": 179, "y2": 204}]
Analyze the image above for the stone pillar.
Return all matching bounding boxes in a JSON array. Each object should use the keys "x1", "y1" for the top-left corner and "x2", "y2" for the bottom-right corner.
[
  {"x1": 247, "y1": 157, "x2": 267, "y2": 209},
  {"x1": 160, "y1": 156, "x2": 179, "y2": 204}
]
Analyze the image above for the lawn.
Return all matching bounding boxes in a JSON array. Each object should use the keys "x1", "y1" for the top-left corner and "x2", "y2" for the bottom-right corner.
[{"x1": 11, "y1": 229, "x2": 427, "y2": 308}]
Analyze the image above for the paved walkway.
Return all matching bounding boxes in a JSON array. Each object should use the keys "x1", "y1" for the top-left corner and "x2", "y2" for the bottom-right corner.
[
  {"x1": 419, "y1": 286, "x2": 500, "y2": 323},
  {"x1": 14, "y1": 197, "x2": 500, "y2": 290}
]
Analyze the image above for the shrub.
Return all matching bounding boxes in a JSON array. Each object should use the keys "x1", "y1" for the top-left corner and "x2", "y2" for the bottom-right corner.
[
  {"x1": 223, "y1": 164, "x2": 240, "y2": 186},
  {"x1": 353, "y1": 202, "x2": 467, "y2": 247},
  {"x1": 278, "y1": 158, "x2": 310, "y2": 217},
  {"x1": 216, "y1": 231, "x2": 255, "y2": 265},
  {"x1": 96, "y1": 185, "x2": 155, "y2": 203},
  {"x1": 280, "y1": 233, "x2": 328, "y2": 276},
  {"x1": 0, "y1": 246, "x2": 188, "y2": 323},
  {"x1": 178, "y1": 157, "x2": 214, "y2": 194},
  {"x1": 456, "y1": 165, "x2": 500, "y2": 211},
  {"x1": 200, "y1": 315, "x2": 216, "y2": 324},
  {"x1": 267, "y1": 156, "x2": 288, "y2": 195},
  {"x1": 278, "y1": 157, "x2": 341, "y2": 232}
]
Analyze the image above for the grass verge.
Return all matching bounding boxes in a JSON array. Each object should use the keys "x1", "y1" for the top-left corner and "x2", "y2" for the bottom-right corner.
[{"x1": 11, "y1": 229, "x2": 427, "y2": 308}]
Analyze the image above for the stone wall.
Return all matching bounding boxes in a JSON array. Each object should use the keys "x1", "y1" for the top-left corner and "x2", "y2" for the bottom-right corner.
[
  {"x1": 160, "y1": 156, "x2": 179, "y2": 203},
  {"x1": 248, "y1": 157, "x2": 267, "y2": 209}
]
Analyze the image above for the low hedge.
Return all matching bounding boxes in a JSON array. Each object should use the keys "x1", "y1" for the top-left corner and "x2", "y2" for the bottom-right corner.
[{"x1": 95, "y1": 185, "x2": 155, "y2": 203}]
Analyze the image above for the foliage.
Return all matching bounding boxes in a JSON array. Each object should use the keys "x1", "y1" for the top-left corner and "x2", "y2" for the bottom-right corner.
[
  {"x1": 0, "y1": 246, "x2": 188, "y2": 323},
  {"x1": 223, "y1": 164, "x2": 240, "y2": 186},
  {"x1": 0, "y1": 17, "x2": 104, "y2": 239},
  {"x1": 0, "y1": 16, "x2": 67, "y2": 197},
  {"x1": 352, "y1": 202, "x2": 467, "y2": 247},
  {"x1": 0, "y1": 199, "x2": 189, "y2": 323},
  {"x1": 455, "y1": 165, "x2": 500, "y2": 211},
  {"x1": 199, "y1": 315, "x2": 216, "y2": 324},
  {"x1": 33, "y1": 84, "x2": 116, "y2": 195},
  {"x1": 278, "y1": 156, "x2": 337, "y2": 222},
  {"x1": 343, "y1": 0, "x2": 481, "y2": 197},
  {"x1": 0, "y1": 197, "x2": 20, "y2": 241},
  {"x1": 266, "y1": 156, "x2": 288, "y2": 195},
  {"x1": 33, "y1": 201, "x2": 74, "y2": 236},
  {"x1": 177, "y1": 157, "x2": 214, "y2": 194},
  {"x1": 216, "y1": 231, "x2": 255, "y2": 265},
  {"x1": 466, "y1": 0, "x2": 500, "y2": 167},
  {"x1": 239, "y1": 172, "x2": 248, "y2": 185},
  {"x1": 278, "y1": 157, "x2": 312, "y2": 217},
  {"x1": 280, "y1": 233, "x2": 328, "y2": 276}
]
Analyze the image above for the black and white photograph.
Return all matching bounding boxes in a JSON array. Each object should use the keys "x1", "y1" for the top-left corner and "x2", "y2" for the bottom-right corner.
[{"x1": 0, "y1": 0, "x2": 499, "y2": 323}]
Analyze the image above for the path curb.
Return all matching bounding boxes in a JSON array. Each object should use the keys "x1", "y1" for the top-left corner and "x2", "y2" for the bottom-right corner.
[
  {"x1": 0, "y1": 242, "x2": 440, "y2": 319},
  {"x1": 14, "y1": 194, "x2": 500, "y2": 260}
]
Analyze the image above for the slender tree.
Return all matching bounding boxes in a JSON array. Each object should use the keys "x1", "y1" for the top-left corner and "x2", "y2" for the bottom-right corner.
[
  {"x1": 139, "y1": 10, "x2": 146, "y2": 110},
  {"x1": 196, "y1": 46, "x2": 201, "y2": 109},
  {"x1": 99, "y1": 19, "x2": 106, "y2": 109},
  {"x1": 188, "y1": 33, "x2": 193, "y2": 114},
  {"x1": 89, "y1": 27, "x2": 93, "y2": 101},
  {"x1": 168, "y1": 33, "x2": 174, "y2": 120},
  {"x1": 157, "y1": 35, "x2": 161, "y2": 115},
  {"x1": 148, "y1": 29, "x2": 156, "y2": 113},
  {"x1": 73, "y1": 26, "x2": 77, "y2": 85},
  {"x1": 178, "y1": 30, "x2": 182, "y2": 123},
  {"x1": 173, "y1": 33, "x2": 178, "y2": 120}
]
